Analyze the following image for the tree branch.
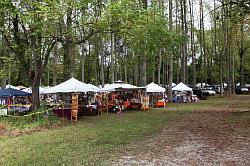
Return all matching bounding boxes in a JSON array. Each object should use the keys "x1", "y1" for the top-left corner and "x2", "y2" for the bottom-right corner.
[
  {"x1": 40, "y1": 39, "x2": 57, "y2": 74},
  {"x1": 75, "y1": 29, "x2": 100, "y2": 44}
]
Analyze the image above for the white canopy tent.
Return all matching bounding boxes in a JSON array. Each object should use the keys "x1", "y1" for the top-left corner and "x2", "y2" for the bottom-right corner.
[
  {"x1": 172, "y1": 82, "x2": 192, "y2": 91},
  {"x1": 99, "y1": 82, "x2": 141, "y2": 92},
  {"x1": 146, "y1": 82, "x2": 166, "y2": 93},
  {"x1": 166, "y1": 82, "x2": 176, "y2": 87},
  {"x1": 87, "y1": 84, "x2": 99, "y2": 91},
  {"x1": 22, "y1": 87, "x2": 46, "y2": 94},
  {"x1": 16, "y1": 85, "x2": 27, "y2": 90},
  {"x1": 6, "y1": 85, "x2": 20, "y2": 90},
  {"x1": 44, "y1": 78, "x2": 98, "y2": 94}
]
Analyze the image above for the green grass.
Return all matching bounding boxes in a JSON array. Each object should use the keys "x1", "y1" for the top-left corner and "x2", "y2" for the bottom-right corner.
[
  {"x1": 0, "y1": 109, "x2": 63, "y2": 132},
  {"x1": 0, "y1": 95, "x2": 249, "y2": 165}
]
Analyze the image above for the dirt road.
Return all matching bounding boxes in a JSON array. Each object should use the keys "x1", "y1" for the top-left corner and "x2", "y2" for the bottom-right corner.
[{"x1": 110, "y1": 110, "x2": 250, "y2": 166}]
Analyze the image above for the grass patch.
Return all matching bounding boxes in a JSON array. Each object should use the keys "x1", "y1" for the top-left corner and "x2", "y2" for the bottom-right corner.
[
  {"x1": 0, "y1": 108, "x2": 65, "y2": 135},
  {"x1": 0, "y1": 95, "x2": 249, "y2": 165}
]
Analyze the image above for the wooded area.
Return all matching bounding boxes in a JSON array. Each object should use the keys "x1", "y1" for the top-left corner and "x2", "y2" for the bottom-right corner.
[{"x1": 0, "y1": 0, "x2": 249, "y2": 109}]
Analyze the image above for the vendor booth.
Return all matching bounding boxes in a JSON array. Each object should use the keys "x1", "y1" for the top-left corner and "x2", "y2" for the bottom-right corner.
[
  {"x1": 172, "y1": 82, "x2": 197, "y2": 103},
  {"x1": 44, "y1": 78, "x2": 100, "y2": 121},
  {"x1": 146, "y1": 82, "x2": 166, "y2": 107},
  {"x1": 99, "y1": 81, "x2": 149, "y2": 111},
  {"x1": 0, "y1": 88, "x2": 32, "y2": 115}
]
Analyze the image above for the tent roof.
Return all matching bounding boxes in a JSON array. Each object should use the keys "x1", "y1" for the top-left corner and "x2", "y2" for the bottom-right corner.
[
  {"x1": 146, "y1": 82, "x2": 165, "y2": 93},
  {"x1": 99, "y1": 82, "x2": 141, "y2": 92},
  {"x1": 22, "y1": 87, "x2": 46, "y2": 94},
  {"x1": 44, "y1": 78, "x2": 98, "y2": 94},
  {"x1": 166, "y1": 82, "x2": 176, "y2": 87},
  {"x1": 0, "y1": 88, "x2": 32, "y2": 97},
  {"x1": 16, "y1": 85, "x2": 27, "y2": 90},
  {"x1": 172, "y1": 82, "x2": 192, "y2": 91},
  {"x1": 87, "y1": 84, "x2": 99, "y2": 91},
  {"x1": 6, "y1": 85, "x2": 20, "y2": 90}
]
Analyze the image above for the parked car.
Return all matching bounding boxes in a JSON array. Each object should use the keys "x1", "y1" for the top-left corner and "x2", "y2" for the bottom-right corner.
[
  {"x1": 201, "y1": 88, "x2": 216, "y2": 96},
  {"x1": 214, "y1": 85, "x2": 224, "y2": 94},
  {"x1": 193, "y1": 87, "x2": 209, "y2": 100},
  {"x1": 236, "y1": 86, "x2": 249, "y2": 94}
]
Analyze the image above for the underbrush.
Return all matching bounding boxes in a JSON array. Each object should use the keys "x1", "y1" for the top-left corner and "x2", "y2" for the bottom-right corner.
[{"x1": 0, "y1": 108, "x2": 65, "y2": 134}]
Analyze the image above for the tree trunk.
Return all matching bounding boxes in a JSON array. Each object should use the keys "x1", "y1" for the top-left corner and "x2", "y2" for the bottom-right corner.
[
  {"x1": 201, "y1": 0, "x2": 207, "y2": 87},
  {"x1": 31, "y1": 80, "x2": 40, "y2": 110},
  {"x1": 180, "y1": 0, "x2": 187, "y2": 83},
  {"x1": 81, "y1": 43, "x2": 85, "y2": 83},
  {"x1": 152, "y1": 57, "x2": 155, "y2": 83},
  {"x1": 199, "y1": 0, "x2": 204, "y2": 87},
  {"x1": 213, "y1": 0, "x2": 217, "y2": 87},
  {"x1": 162, "y1": 60, "x2": 166, "y2": 88},
  {"x1": 158, "y1": 49, "x2": 162, "y2": 85},
  {"x1": 143, "y1": 60, "x2": 147, "y2": 86},
  {"x1": 238, "y1": 19, "x2": 246, "y2": 88},
  {"x1": 124, "y1": 64, "x2": 127, "y2": 83},
  {"x1": 189, "y1": 0, "x2": 196, "y2": 87},
  {"x1": 232, "y1": 48, "x2": 235, "y2": 94},
  {"x1": 124, "y1": 48, "x2": 128, "y2": 83},
  {"x1": 63, "y1": 6, "x2": 75, "y2": 81},
  {"x1": 52, "y1": 43, "x2": 58, "y2": 86},
  {"x1": 95, "y1": 34, "x2": 99, "y2": 85},
  {"x1": 110, "y1": 33, "x2": 115, "y2": 83},
  {"x1": 100, "y1": 45, "x2": 105, "y2": 86},
  {"x1": 0, "y1": 57, "x2": 6, "y2": 88},
  {"x1": 168, "y1": 0, "x2": 173, "y2": 101}
]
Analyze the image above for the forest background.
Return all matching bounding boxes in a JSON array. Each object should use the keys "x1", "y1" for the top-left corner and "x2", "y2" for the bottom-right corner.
[{"x1": 0, "y1": 0, "x2": 249, "y2": 109}]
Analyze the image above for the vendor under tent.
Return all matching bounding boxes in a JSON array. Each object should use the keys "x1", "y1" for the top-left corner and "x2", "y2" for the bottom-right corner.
[
  {"x1": 146, "y1": 82, "x2": 165, "y2": 93},
  {"x1": 172, "y1": 82, "x2": 192, "y2": 91},
  {"x1": 0, "y1": 88, "x2": 32, "y2": 115},
  {"x1": 44, "y1": 77, "x2": 98, "y2": 94},
  {"x1": 99, "y1": 81, "x2": 149, "y2": 111},
  {"x1": 44, "y1": 78, "x2": 100, "y2": 120},
  {"x1": 0, "y1": 88, "x2": 32, "y2": 97},
  {"x1": 99, "y1": 82, "x2": 140, "y2": 92},
  {"x1": 172, "y1": 82, "x2": 195, "y2": 103},
  {"x1": 146, "y1": 82, "x2": 166, "y2": 107}
]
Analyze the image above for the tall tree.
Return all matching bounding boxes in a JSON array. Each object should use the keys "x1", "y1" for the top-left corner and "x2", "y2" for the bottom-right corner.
[{"x1": 168, "y1": 0, "x2": 173, "y2": 101}]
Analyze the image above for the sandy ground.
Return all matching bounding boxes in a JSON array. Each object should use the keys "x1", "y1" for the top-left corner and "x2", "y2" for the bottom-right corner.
[{"x1": 109, "y1": 110, "x2": 250, "y2": 166}]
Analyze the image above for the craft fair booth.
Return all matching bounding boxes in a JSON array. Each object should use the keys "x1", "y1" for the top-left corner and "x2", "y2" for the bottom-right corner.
[
  {"x1": 44, "y1": 78, "x2": 100, "y2": 121},
  {"x1": 172, "y1": 82, "x2": 197, "y2": 103},
  {"x1": 99, "y1": 81, "x2": 149, "y2": 112},
  {"x1": 146, "y1": 82, "x2": 166, "y2": 107},
  {"x1": 0, "y1": 88, "x2": 32, "y2": 115}
]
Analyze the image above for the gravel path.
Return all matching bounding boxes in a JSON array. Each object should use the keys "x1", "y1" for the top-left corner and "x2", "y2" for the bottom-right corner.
[{"x1": 109, "y1": 110, "x2": 250, "y2": 166}]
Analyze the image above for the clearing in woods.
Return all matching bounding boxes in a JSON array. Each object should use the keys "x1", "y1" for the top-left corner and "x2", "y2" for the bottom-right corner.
[{"x1": 0, "y1": 95, "x2": 249, "y2": 165}]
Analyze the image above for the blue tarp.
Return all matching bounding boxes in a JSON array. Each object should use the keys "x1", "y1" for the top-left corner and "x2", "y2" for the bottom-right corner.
[{"x1": 0, "y1": 88, "x2": 32, "y2": 97}]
